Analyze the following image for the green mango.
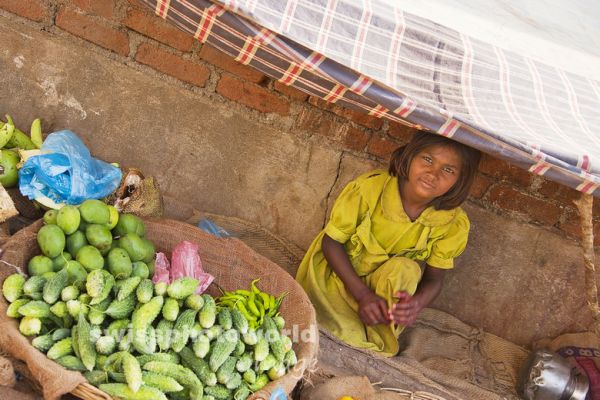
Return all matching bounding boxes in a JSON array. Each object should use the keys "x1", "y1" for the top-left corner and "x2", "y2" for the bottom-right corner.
[
  {"x1": 66, "y1": 231, "x2": 88, "y2": 258},
  {"x1": 28, "y1": 255, "x2": 54, "y2": 276},
  {"x1": 57, "y1": 205, "x2": 81, "y2": 235},
  {"x1": 79, "y1": 199, "x2": 110, "y2": 225},
  {"x1": 113, "y1": 214, "x2": 145, "y2": 237},
  {"x1": 43, "y1": 210, "x2": 58, "y2": 225},
  {"x1": 0, "y1": 149, "x2": 20, "y2": 188},
  {"x1": 76, "y1": 245, "x2": 104, "y2": 272},
  {"x1": 85, "y1": 224, "x2": 113, "y2": 254},
  {"x1": 52, "y1": 253, "x2": 72, "y2": 272},
  {"x1": 37, "y1": 224, "x2": 66, "y2": 258},
  {"x1": 64, "y1": 260, "x2": 87, "y2": 289},
  {"x1": 107, "y1": 248, "x2": 132, "y2": 279},
  {"x1": 118, "y1": 233, "x2": 146, "y2": 262}
]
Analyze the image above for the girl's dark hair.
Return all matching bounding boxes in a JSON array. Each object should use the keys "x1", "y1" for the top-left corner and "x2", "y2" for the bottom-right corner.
[{"x1": 389, "y1": 132, "x2": 481, "y2": 210}]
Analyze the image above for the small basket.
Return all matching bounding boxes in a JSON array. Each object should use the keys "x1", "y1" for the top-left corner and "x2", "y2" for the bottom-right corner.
[{"x1": 0, "y1": 218, "x2": 318, "y2": 400}]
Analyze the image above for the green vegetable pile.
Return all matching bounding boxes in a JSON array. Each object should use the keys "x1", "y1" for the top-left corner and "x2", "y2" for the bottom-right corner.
[
  {"x1": 217, "y1": 279, "x2": 287, "y2": 330},
  {"x1": 0, "y1": 114, "x2": 42, "y2": 188},
  {"x1": 2, "y1": 201, "x2": 298, "y2": 400}
]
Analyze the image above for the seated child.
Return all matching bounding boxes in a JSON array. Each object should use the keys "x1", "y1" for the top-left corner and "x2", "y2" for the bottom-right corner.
[{"x1": 296, "y1": 132, "x2": 481, "y2": 356}]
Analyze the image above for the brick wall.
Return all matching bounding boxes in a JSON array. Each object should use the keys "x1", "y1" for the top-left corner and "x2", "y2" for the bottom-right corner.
[{"x1": 1, "y1": 0, "x2": 598, "y2": 246}]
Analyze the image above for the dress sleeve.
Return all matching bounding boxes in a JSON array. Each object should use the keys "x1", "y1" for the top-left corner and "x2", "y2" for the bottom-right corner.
[
  {"x1": 426, "y1": 211, "x2": 470, "y2": 269},
  {"x1": 323, "y1": 179, "x2": 367, "y2": 244}
]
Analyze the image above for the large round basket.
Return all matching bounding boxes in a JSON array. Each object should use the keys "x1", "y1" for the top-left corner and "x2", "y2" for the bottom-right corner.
[{"x1": 0, "y1": 218, "x2": 318, "y2": 400}]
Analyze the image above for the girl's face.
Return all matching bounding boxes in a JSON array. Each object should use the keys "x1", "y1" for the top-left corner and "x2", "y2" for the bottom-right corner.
[{"x1": 405, "y1": 144, "x2": 461, "y2": 203}]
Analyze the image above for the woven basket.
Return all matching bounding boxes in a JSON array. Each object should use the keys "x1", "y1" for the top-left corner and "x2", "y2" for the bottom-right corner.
[{"x1": 0, "y1": 218, "x2": 318, "y2": 400}]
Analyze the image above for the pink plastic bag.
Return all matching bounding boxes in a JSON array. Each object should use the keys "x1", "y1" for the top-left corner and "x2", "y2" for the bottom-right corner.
[
  {"x1": 152, "y1": 252, "x2": 170, "y2": 284},
  {"x1": 170, "y1": 241, "x2": 214, "y2": 293}
]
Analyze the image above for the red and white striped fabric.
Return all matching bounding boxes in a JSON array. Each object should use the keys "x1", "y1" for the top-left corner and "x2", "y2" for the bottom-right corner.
[{"x1": 143, "y1": 0, "x2": 600, "y2": 197}]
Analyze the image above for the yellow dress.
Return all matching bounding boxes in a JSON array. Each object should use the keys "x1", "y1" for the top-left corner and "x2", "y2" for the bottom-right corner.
[{"x1": 296, "y1": 169, "x2": 470, "y2": 356}]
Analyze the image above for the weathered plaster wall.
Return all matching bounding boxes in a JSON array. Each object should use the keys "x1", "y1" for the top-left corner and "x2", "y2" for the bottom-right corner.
[{"x1": 0, "y1": 0, "x2": 598, "y2": 347}]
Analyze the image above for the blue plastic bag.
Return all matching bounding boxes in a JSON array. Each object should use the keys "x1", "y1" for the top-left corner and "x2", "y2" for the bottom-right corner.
[
  {"x1": 269, "y1": 387, "x2": 287, "y2": 400},
  {"x1": 269, "y1": 386, "x2": 287, "y2": 400},
  {"x1": 19, "y1": 130, "x2": 122, "y2": 205},
  {"x1": 197, "y1": 218, "x2": 231, "y2": 238}
]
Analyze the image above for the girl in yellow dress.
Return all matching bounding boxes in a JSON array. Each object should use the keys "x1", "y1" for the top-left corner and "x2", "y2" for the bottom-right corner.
[{"x1": 296, "y1": 132, "x2": 481, "y2": 356}]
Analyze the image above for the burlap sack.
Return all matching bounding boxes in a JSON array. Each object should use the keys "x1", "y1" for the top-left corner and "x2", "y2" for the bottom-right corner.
[
  {"x1": 0, "y1": 386, "x2": 39, "y2": 400},
  {"x1": 318, "y1": 308, "x2": 530, "y2": 400},
  {"x1": 400, "y1": 309, "x2": 531, "y2": 397},
  {"x1": 0, "y1": 221, "x2": 86, "y2": 400},
  {"x1": 300, "y1": 375, "x2": 448, "y2": 400},
  {"x1": 185, "y1": 211, "x2": 305, "y2": 277},
  {"x1": 0, "y1": 218, "x2": 318, "y2": 400},
  {"x1": 0, "y1": 349, "x2": 44, "y2": 399},
  {"x1": 0, "y1": 354, "x2": 16, "y2": 387},
  {"x1": 6, "y1": 187, "x2": 42, "y2": 220},
  {"x1": 301, "y1": 375, "x2": 375, "y2": 399},
  {"x1": 105, "y1": 168, "x2": 164, "y2": 218}
]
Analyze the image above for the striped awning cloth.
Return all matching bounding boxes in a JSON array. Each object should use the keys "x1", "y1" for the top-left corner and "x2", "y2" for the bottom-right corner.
[{"x1": 144, "y1": 0, "x2": 600, "y2": 197}]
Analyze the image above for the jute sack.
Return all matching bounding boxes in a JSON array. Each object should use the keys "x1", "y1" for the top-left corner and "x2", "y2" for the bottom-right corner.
[
  {"x1": 0, "y1": 218, "x2": 318, "y2": 400},
  {"x1": 185, "y1": 211, "x2": 305, "y2": 277},
  {"x1": 105, "y1": 168, "x2": 164, "y2": 218},
  {"x1": 0, "y1": 221, "x2": 86, "y2": 400},
  {"x1": 300, "y1": 375, "x2": 448, "y2": 400},
  {"x1": 318, "y1": 308, "x2": 530, "y2": 400},
  {"x1": 0, "y1": 386, "x2": 39, "y2": 400}
]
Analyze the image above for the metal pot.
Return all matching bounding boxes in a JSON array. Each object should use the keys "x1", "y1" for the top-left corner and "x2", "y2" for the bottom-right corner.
[{"x1": 518, "y1": 349, "x2": 589, "y2": 400}]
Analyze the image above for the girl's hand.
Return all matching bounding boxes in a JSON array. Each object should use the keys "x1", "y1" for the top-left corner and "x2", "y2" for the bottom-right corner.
[
  {"x1": 389, "y1": 291, "x2": 421, "y2": 326},
  {"x1": 357, "y1": 290, "x2": 390, "y2": 326}
]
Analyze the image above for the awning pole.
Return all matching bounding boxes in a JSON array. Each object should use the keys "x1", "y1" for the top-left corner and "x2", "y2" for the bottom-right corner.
[{"x1": 574, "y1": 193, "x2": 600, "y2": 337}]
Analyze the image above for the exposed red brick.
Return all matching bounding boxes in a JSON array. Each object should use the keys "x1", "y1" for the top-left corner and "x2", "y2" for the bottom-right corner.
[
  {"x1": 295, "y1": 108, "x2": 333, "y2": 136},
  {"x1": 295, "y1": 108, "x2": 370, "y2": 148},
  {"x1": 388, "y1": 122, "x2": 415, "y2": 142},
  {"x1": 337, "y1": 107, "x2": 382, "y2": 129},
  {"x1": 216, "y1": 74, "x2": 289, "y2": 115},
  {"x1": 478, "y1": 154, "x2": 533, "y2": 188},
  {"x1": 559, "y1": 210, "x2": 600, "y2": 246},
  {"x1": 124, "y1": 8, "x2": 193, "y2": 52},
  {"x1": 199, "y1": 44, "x2": 265, "y2": 83},
  {"x1": 308, "y1": 96, "x2": 383, "y2": 130},
  {"x1": 346, "y1": 110, "x2": 383, "y2": 130},
  {"x1": 343, "y1": 126, "x2": 371, "y2": 151},
  {"x1": 136, "y1": 43, "x2": 209, "y2": 87},
  {"x1": 367, "y1": 136, "x2": 399, "y2": 159},
  {"x1": 0, "y1": 0, "x2": 48, "y2": 22},
  {"x1": 72, "y1": 0, "x2": 115, "y2": 18},
  {"x1": 488, "y1": 184, "x2": 562, "y2": 226},
  {"x1": 56, "y1": 7, "x2": 129, "y2": 56},
  {"x1": 537, "y1": 179, "x2": 564, "y2": 198},
  {"x1": 307, "y1": 96, "x2": 325, "y2": 108},
  {"x1": 274, "y1": 81, "x2": 309, "y2": 101},
  {"x1": 469, "y1": 173, "x2": 492, "y2": 199},
  {"x1": 126, "y1": 0, "x2": 146, "y2": 7},
  {"x1": 538, "y1": 178, "x2": 583, "y2": 208}
]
